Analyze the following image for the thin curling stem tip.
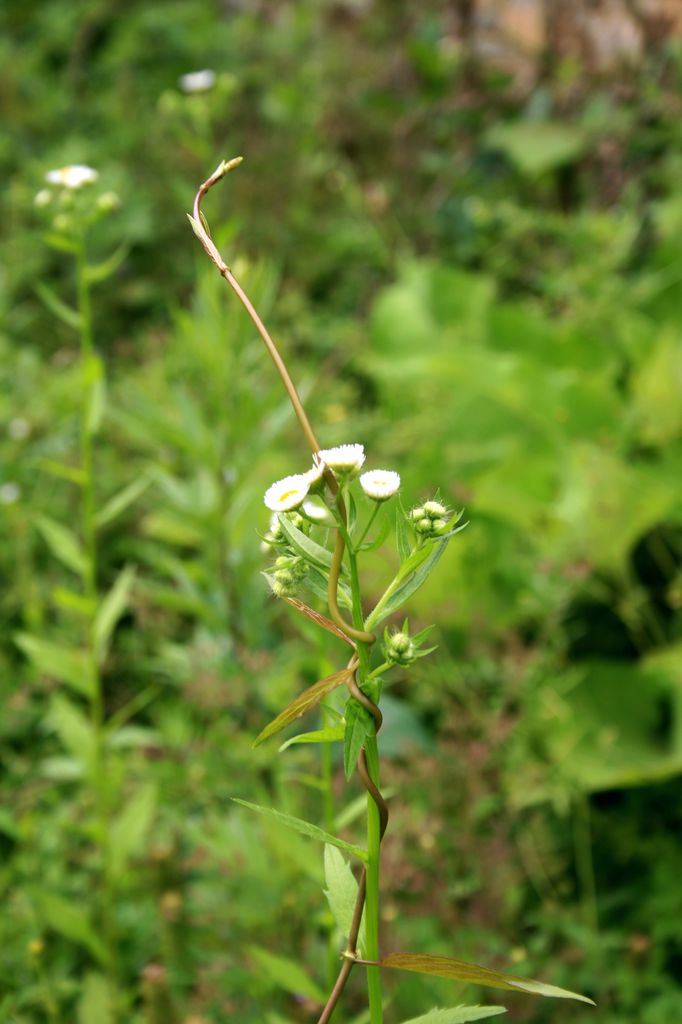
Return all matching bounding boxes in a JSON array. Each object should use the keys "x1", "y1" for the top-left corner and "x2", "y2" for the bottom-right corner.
[{"x1": 213, "y1": 156, "x2": 243, "y2": 181}]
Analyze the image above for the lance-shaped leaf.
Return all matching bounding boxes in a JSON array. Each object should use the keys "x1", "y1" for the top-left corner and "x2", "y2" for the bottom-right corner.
[
  {"x1": 283, "y1": 597, "x2": 354, "y2": 646},
  {"x1": 232, "y1": 798, "x2": 367, "y2": 860},
  {"x1": 278, "y1": 725, "x2": 345, "y2": 753},
  {"x1": 277, "y1": 514, "x2": 337, "y2": 572},
  {"x1": 254, "y1": 666, "x2": 355, "y2": 747},
  {"x1": 377, "y1": 954, "x2": 594, "y2": 1005},
  {"x1": 400, "y1": 1008, "x2": 506, "y2": 1024}
]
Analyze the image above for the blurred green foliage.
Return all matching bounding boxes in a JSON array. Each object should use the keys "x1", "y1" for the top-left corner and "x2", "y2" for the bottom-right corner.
[{"x1": 2, "y1": 1, "x2": 682, "y2": 1021}]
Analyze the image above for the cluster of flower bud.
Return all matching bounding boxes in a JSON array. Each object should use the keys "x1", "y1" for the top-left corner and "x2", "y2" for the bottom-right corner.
[
  {"x1": 382, "y1": 621, "x2": 437, "y2": 668},
  {"x1": 383, "y1": 629, "x2": 417, "y2": 666},
  {"x1": 409, "y1": 499, "x2": 451, "y2": 539},
  {"x1": 269, "y1": 554, "x2": 308, "y2": 597}
]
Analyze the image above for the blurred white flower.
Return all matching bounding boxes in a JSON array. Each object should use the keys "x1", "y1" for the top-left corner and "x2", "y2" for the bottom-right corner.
[
  {"x1": 0, "y1": 483, "x2": 21, "y2": 505},
  {"x1": 264, "y1": 473, "x2": 310, "y2": 512},
  {"x1": 316, "y1": 443, "x2": 365, "y2": 477},
  {"x1": 45, "y1": 165, "x2": 98, "y2": 189},
  {"x1": 359, "y1": 469, "x2": 400, "y2": 502},
  {"x1": 301, "y1": 499, "x2": 335, "y2": 525},
  {"x1": 179, "y1": 69, "x2": 216, "y2": 93},
  {"x1": 8, "y1": 418, "x2": 31, "y2": 440}
]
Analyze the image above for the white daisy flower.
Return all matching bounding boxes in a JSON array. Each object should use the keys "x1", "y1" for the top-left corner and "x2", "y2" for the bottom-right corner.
[
  {"x1": 45, "y1": 165, "x2": 98, "y2": 189},
  {"x1": 301, "y1": 499, "x2": 335, "y2": 526},
  {"x1": 263, "y1": 473, "x2": 310, "y2": 512},
  {"x1": 316, "y1": 443, "x2": 365, "y2": 477},
  {"x1": 179, "y1": 69, "x2": 216, "y2": 93},
  {"x1": 359, "y1": 469, "x2": 401, "y2": 502}
]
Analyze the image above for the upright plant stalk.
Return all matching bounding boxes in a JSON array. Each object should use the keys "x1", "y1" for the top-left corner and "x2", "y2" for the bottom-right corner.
[
  {"x1": 75, "y1": 238, "x2": 118, "y2": 1008},
  {"x1": 191, "y1": 159, "x2": 388, "y2": 1022}
]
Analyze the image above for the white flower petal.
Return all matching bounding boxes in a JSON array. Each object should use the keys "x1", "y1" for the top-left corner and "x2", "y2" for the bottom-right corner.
[
  {"x1": 179, "y1": 69, "x2": 216, "y2": 93},
  {"x1": 316, "y1": 443, "x2": 365, "y2": 475},
  {"x1": 45, "y1": 165, "x2": 98, "y2": 189},
  {"x1": 359, "y1": 469, "x2": 400, "y2": 501},
  {"x1": 263, "y1": 473, "x2": 310, "y2": 512}
]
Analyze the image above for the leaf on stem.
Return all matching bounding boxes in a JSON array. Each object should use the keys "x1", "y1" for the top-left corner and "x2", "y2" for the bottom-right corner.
[
  {"x1": 34, "y1": 515, "x2": 86, "y2": 575},
  {"x1": 84, "y1": 243, "x2": 129, "y2": 285},
  {"x1": 358, "y1": 513, "x2": 390, "y2": 552},
  {"x1": 277, "y1": 514, "x2": 337, "y2": 572},
  {"x1": 283, "y1": 597, "x2": 354, "y2": 646},
  {"x1": 395, "y1": 506, "x2": 412, "y2": 562},
  {"x1": 324, "y1": 845, "x2": 366, "y2": 951},
  {"x1": 94, "y1": 565, "x2": 136, "y2": 661},
  {"x1": 278, "y1": 725, "x2": 345, "y2": 752},
  {"x1": 254, "y1": 667, "x2": 355, "y2": 746},
  {"x1": 232, "y1": 798, "x2": 367, "y2": 861},
  {"x1": 248, "y1": 945, "x2": 325, "y2": 1003},
  {"x1": 15, "y1": 633, "x2": 93, "y2": 697},
  {"x1": 96, "y1": 475, "x2": 150, "y2": 528},
  {"x1": 343, "y1": 698, "x2": 374, "y2": 780},
  {"x1": 378, "y1": 953, "x2": 595, "y2": 1005},
  {"x1": 34, "y1": 281, "x2": 81, "y2": 330},
  {"x1": 399, "y1": 1007, "x2": 506, "y2": 1024}
]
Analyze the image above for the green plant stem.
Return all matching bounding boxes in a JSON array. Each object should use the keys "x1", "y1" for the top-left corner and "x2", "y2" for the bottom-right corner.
[
  {"x1": 356, "y1": 504, "x2": 381, "y2": 548},
  {"x1": 345, "y1": 537, "x2": 383, "y2": 1023},
  {"x1": 364, "y1": 735, "x2": 383, "y2": 1024},
  {"x1": 76, "y1": 241, "x2": 118, "y2": 1009}
]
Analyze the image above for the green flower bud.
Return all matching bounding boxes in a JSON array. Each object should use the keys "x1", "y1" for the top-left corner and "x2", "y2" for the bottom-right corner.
[
  {"x1": 431, "y1": 518, "x2": 449, "y2": 536},
  {"x1": 416, "y1": 517, "x2": 432, "y2": 534},
  {"x1": 423, "y1": 500, "x2": 448, "y2": 519},
  {"x1": 384, "y1": 630, "x2": 417, "y2": 666},
  {"x1": 409, "y1": 507, "x2": 425, "y2": 522}
]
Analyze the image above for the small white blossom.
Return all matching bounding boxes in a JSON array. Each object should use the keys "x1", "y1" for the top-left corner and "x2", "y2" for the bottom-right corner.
[
  {"x1": 179, "y1": 69, "x2": 216, "y2": 93},
  {"x1": 302, "y1": 499, "x2": 335, "y2": 525},
  {"x1": 359, "y1": 469, "x2": 400, "y2": 502},
  {"x1": 264, "y1": 473, "x2": 310, "y2": 512},
  {"x1": 0, "y1": 483, "x2": 21, "y2": 505},
  {"x1": 8, "y1": 418, "x2": 31, "y2": 440},
  {"x1": 45, "y1": 165, "x2": 98, "y2": 189},
  {"x1": 316, "y1": 443, "x2": 365, "y2": 477}
]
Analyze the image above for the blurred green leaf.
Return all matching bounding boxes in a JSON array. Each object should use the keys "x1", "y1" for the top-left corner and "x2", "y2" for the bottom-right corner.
[
  {"x1": 34, "y1": 281, "x2": 81, "y2": 330},
  {"x1": 94, "y1": 565, "x2": 136, "y2": 661},
  {"x1": 78, "y1": 973, "x2": 114, "y2": 1024},
  {"x1": 35, "y1": 891, "x2": 107, "y2": 964},
  {"x1": 486, "y1": 121, "x2": 589, "y2": 176},
  {"x1": 15, "y1": 633, "x2": 93, "y2": 697},
  {"x1": 34, "y1": 515, "x2": 86, "y2": 576},
  {"x1": 248, "y1": 945, "x2": 325, "y2": 1003},
  {"x1": 109, "y1": 783, "x2": 157, "y2": 877}
]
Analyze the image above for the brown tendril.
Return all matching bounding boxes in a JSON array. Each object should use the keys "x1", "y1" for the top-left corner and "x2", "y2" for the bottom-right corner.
[{"x1": 191, "y1": 159, "x2": 388, "y2": 1024}]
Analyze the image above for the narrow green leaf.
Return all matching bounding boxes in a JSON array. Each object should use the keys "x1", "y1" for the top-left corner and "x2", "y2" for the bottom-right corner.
[
  {"x1": 283, "y1": 597, "x2": 354, "y2": 646},
  {"x1": 278, "y1": 725, "x2": 345, "y2": 752},
  {"x1": 306, "y1": 565, "x2": 353, "y2": 610},
  {"x1": 35, "y1": 891, "x2": 107, "y2": 963},
  {"x1": 359, "y1": 513, "x2": 390, "y2": 552},
  {"x1": 84, "y1": 243, "x2": 128, "y2": 285},
  {"x1": 369, "y1": 540, "x2": 449, "y2": 627},
  {"x1": 344, "y1": 698, "x2": 374, "y2": 780},
  {"x1": 15, "y1": 633, "x2": 93, "y2": 697},
  {"x1": 324, "y1": 845, "x2": 366, "y2": 952},
  {"x1": 109, "y1": 783, "x2": 157, "y2": 877},
  {"x1": 379, "y1": 953, "x2": 595, "y2": 1005},
  {"x1": 254, "y1": 667, "x2": 354, "y2": 747},
  {"x1": 34, "y1": 515, "x2": 86, "y2": 575},
  {"x1": 396, "y1": 508, "x2": 412, "y2": 562},
  {"x1": 94, "y1": 566, "x2": 136, "y2": 661},
  {"x1": 248, "y1": 945, "x2": 325, "y2": 1003},
  {"x1": 399, "y1": 1007, "x2": 506, "y2": 1024},
  {"x1": 37, "y1": 459, "x2": 86, "y2": 486},
  {"x1": 277, "y1": 514, "x2": 336, "y2": 572},
  {"x1": 96, "y1": 475, "x2": 150, "y2": 528},
  {"x1": 232, "y1": 798, "x2": 367, "y2": 861},
  {"x1": 34, "y1": 281, "x2": 81, "y2": 330},
  {"x1": 78, "y1": 974, "x2": 115, "y2": 1024},
  {"x1": 49, "y1": 694, "x2": 96, "y2": 773}
]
